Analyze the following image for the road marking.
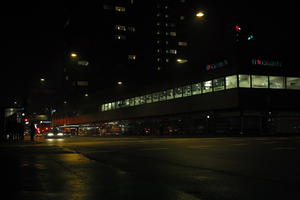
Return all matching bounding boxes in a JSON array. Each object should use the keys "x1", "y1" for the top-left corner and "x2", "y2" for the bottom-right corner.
[
  {"x1": 141, "y1": 148, "x2": 168, "y2": 151},
  {"x1": 274, "y1": 147, "x2": 296, "y2": 150}
]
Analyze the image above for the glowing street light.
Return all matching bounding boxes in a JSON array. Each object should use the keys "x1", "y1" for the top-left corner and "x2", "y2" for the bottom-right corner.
[
  {"x1": 40, "y1": 78, "x2": 45, "y2": 82},
  {"x1": 117, "y1": 81, "x2": 123, "y2": 86},
  {"x1": 196, "y1": 11, "x2": 205, "y2": 18}
]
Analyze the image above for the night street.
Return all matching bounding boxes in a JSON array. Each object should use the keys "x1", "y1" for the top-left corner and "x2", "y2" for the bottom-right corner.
[{"x1": 1, "y1": 136, "x2": 300, "y2": 200}]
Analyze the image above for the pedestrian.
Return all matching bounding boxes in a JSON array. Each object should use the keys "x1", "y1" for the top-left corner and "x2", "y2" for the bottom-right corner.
[{"x1": 30, "y1": 122, "x2": 35, "y2": 141}]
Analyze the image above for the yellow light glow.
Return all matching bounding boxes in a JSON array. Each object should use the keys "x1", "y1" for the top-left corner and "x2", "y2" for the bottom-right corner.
[
  {"x1": 176, "y1": 59, "x2": 188, "y2": 64},
  {"x1": 117, "y1": 81, "x2": 123, "y2": 85},
  {"x1": 196, "y1": 11, "x2": 205, "y2": 18},
  {"x1": 70, "y1": 53, "x2": 78, "y2": 58}
]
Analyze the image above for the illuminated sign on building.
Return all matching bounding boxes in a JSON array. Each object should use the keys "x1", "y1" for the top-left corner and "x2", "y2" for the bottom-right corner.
[
  {"x1": 251, "y1": 59, "x2": 282, "y2": 67},
  {"x1": 206, "y1": 60, "x2": 229, "y2": 71}
]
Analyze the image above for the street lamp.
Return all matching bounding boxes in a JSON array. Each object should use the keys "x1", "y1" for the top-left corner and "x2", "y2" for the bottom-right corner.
[
  {"x1": 117, "y1": 81, "x2": 123, "y2": 86},
  {"x1": 40, "y1": 78, "x2": 45, "y2": 82}
]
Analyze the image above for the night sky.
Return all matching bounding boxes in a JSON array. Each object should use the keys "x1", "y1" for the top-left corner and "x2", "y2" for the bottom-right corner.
[{"x1": 0, "y1": 1, "x2": 296, "y2": 107}]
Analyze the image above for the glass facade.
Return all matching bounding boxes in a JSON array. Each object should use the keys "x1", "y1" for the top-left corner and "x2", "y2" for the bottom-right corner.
[
  {"x1": 225, "y1": 75, "x2": 237, "y2": 89},
  {"x1": 213, "y1": 78, "x2": 225, "y2": 91},
  {"x1": 202, "y1": 81, "x2": 212, "y2": 93},
  {"x1": 269, "y1": 76, "x2": 284, "y2": 89},
  {"x1": 239, "y1": 75, "x2": 251, "y2": 88},
  {"x1": 251, "y1": 75, "x2": 268, "y2": 88},
  {"x1": 192, "y1": 83, "x2": 201, "y2": 95},
  {"x1": 182, "y1": 85, "x2": 192, "y2": 97},
  {"x1": 101, "y1": 75, "x2": 300, "y2": 111},
  {"x1": 287, "y1": 77, "x2": 300, "y2": 89},
  {"x1": 174, "y1": 87, "x2": 183, "y2": 98}
]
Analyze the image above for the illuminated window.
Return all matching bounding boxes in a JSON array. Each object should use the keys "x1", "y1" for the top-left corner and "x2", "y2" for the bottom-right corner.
[
  {"x1": 251, "y1": 75, "x2": 268, "y2": 88},
  {"x1": 165, "y1": 14, "x2": 169, "y2": 18},
  {"x1": 286, "y1": 77, "x2": 300, "y2": 89},
  {"x1": 152, "y1": 93, "x2": 159, "y2": 102},
  {"x1": 127, "y1": 26, "x2": 135, "y2": 32},
  {"x1": 157, "y1": 13, "x2": 161, "y2": 17},
  {"x1": 156, "y1": 31, "x2": 160, "y2": 35},
  {"x1": 192, "y1": 83, "x2": 201, "y2": 95},
  {"x1": 213, "y1": 78, "x2": 225, "y2": 91},
  {"x1": 140, "y1": 96, "x2": 146, "y2": 104},
  {"x1": 124, "y1": 99, "x2": 130, "y2": 107},
  {"x1": 226, "y1": 75, "x2": 237, "y2": 89},
  {"x1": 176, "y1": 58, "x2": 188, "y2": 64},
  {"x1": 180, "y1": 16, "x2": 185, "y2": 20},
  {"x1": 115, "y1": 35, "x2": 126, "y2": 40},
  {"x1": 128, "y1": 55, "x2": 136, "y2": 60},
  {"x1": 129, "y1": 98, "x2": 135, "y2": 106},
  {"x1": 146, "y1": 94, "x2": 152, "y2": 103},
  {"x1": 159, "y1": 91, "x2": 167, "y2": 101},
  {"x1": 115, "y1": 25, "x2": 126, "y2": 31},
  {"x1": 174, "y1": 87, "x2": 183, "y2": 98},
  {"x1": 239, "y1": 75, "x2": 250, "y2": 88},
  {"x1": 269, "y1": 76, "x2": 285, "y2": 89},
  {"x1": 202, "y1": 80, "x2": 212, "y2": 93},
  {"x1": 115, "y1": 6, "x2": 126, "y2": 12},
  {"x1": 157, "y1": 22, "x2": 161, "y2": 26},
  {"x1": 170, "y1": 32, "x2": 177, "y2": 36},
  {"x1": 134, "y1": 97, "x2": 141, "y2": 105},
  {"x1": 165, "y1": 58, "x2": 169, "y2": 62},
  {"x1": 182, "y1": 85, "x2": 192, "y2": 97},
  {"x1": 178, "y1": 41, "x2": 188, "y2": 46},
  {"x1": 170, "y1": 49, "x2": 177, "y2": 54},
  {"x1": 166, "y1": 89, "x2": 174, "y2": 100}
]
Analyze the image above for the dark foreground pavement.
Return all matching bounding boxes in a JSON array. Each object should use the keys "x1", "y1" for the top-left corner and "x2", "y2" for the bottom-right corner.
[{"x1": 1, "y1": 136, "x2": 300, "y2": 200}]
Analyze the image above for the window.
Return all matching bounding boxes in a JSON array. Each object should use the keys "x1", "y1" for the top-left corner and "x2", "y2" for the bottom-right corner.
[
  {"x1": 135, "y1": 96, "x2": 141, "y2": 105},
  {"x1": 115, "y1": 25, "x2": 126, "y2": 31},
  {"x1": 178, "y1": 41, "x2": 188, "y2": 46},
  {"x1": 146, "y1": 94, "x2": 152, "y2": 103},
  {"x1": 213, "y1": 78, "x2": 225, "y2": 91},
  {"x1": 129, "y1": 98, "x2": 135, "y2": 106},
  {"x1": 251, "y1": 75, "x2": 268, "y2": 88},
  {"x1": 128, "y1": 55, "x2": 136, "y2": 60},
  {"x1": 170, "y1": 32, "x2": 177, "y2": 36},
  {"x1": 140, "y1": 96, "x2": 146, "y2": 104},
  {"x1": 115, "y1": 35, "x2": 126, "y2": 40},
  {"x1": 226, "y1": 75, "x2": 237, "y2": 89},
  {"x1": 115, "y1": 6, "x2": 126, "y2": 12},
  {"x1": 159, "y1": 91, "x2": 167, "y2": 101},
  {"x1": 127, "y1": 26, "x2": 135, "y2": 32},
  {"x1": 192, "y1": 83, "x2": 201, "y2": 95},
  {"x1": 180, "y1": 16, "x2": 185, "y2": 20},
  {"x1": 152, "y1": 92, "x2": 159, "y2": 102},
  {"x1": 124, "y1": 99, "x2": 130, "y2": 107},
  {"x1": 202, "y1": 80, "x2": 212, "y2": 93},
  {"x1": 269, "y1": 76, "x2": 285, "y2": 89},
  {"x1": 166, "y1": 89, "x2": 174, "y2": 100},
  {"x1": 170, "y1": 49, "x2": 177, "y2": 54},
  {"x1": 183, "y1": 85, "x2": 192, "y2": 97},
  {"x1": 239, "y1": 75, "x2": 250, "y2": 88},
  {"x1": 174, "y1": 87, "x2": 183, "y2": 98},
  {"x1": 286, "y1": 77, "x2": 300, "y2": 89}
]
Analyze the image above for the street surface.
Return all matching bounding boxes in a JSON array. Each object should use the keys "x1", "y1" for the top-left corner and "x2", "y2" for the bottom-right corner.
[{"x1": 1, "y1": 136, "x2": 300, "y2": 200}]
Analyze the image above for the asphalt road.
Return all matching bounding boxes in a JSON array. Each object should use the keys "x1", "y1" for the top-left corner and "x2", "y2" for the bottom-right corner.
[{"x1": 1, "y1": 136, "x2": 300, "y2": 200}]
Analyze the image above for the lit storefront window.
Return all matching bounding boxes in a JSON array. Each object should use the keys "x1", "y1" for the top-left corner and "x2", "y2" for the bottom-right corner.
[
  {"x1": 166, "y1": 89, "x2": 174, "y2": 100},
  {"x1": 239, "y1": 75, "x2": 250, "y2": 88},
  {"x1": 225, "y1": 75, "x2": 237, "y2": 89},
  {"x1": 182, "y1": 85, "x2": 192, "y2": 97},
  {"x1": 269, "y1": 76, "x2": 285, "y2": 89},
  {"x1": 135, "y1": 97, "x2": 141, "y2": 105},
  {"x1": 202, "y1": 81, "x2": 212, "y2": 93},
  {"x1": 286, "y1": 77, "x2": 300, "y2": 89},
  {"x1": 146, "y1": 94, "x2": 152, "y2": 103},
  {"x1": 174, "y1": 87, "x2": 183, "y2": 98},
  {"x1": 129, "y1": 98, "x2": 135, "y2": 106},
  {"x1": 153, "y1": 93, "x2": 159, "y2": 102},
  {"x1": 213, "y1": 78, "x2": 225, "y2": 91},
  {"x1": 159, "y1": 91, "x2": 167, "y2": 101},
  {"x1": 192, "y1": 83, "x2": 201, "y2": 95},
  {"x1": 251, "y1": 75, "x2": 268, "y2": 88}
]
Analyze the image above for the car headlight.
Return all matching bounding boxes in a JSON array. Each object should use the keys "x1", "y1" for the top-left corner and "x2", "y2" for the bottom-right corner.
[
  {"x1": 57, "y1": 133, "x2": 64, "y2": 136},
  {"x1": 47, "y1": 133, "x2": 54, "y2": 137}
]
